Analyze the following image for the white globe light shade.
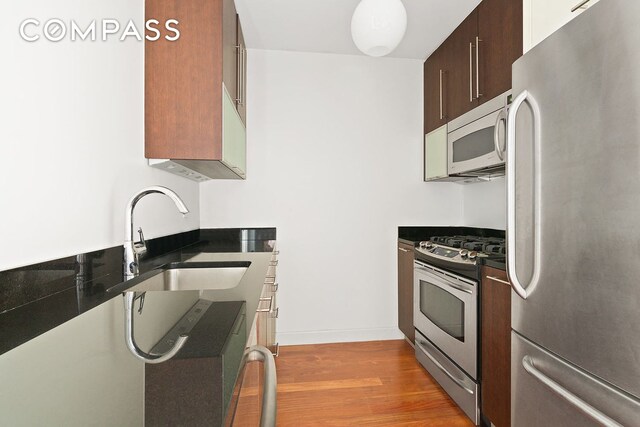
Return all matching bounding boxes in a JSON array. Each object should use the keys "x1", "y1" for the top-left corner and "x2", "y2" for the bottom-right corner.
[{"x1": 351, "y1": 0, "x2": 407, "y2": 57}]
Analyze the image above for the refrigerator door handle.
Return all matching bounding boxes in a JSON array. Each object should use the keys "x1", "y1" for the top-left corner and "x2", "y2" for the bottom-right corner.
[
  {"x1": 506, "y1": 90, "x2": 541, "y2": 300},
  {"x1": 522, "y1": 356, "x2": 623, "y2": 427}
]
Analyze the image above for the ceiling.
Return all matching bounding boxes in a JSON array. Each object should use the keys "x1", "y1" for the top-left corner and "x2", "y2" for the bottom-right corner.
[{"x1": 235, "y1": 0, "x2": 481, "y2": 60}]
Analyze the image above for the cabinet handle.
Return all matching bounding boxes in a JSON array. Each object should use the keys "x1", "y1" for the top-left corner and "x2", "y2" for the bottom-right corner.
[
  {"x1": 271, "y1": 282, "x2": 279, "y2": 292},
  {"x1": 571, "y1": 0, "x2": 591, "y2": 12},
  {"x1": 271, "y1": 307, "x2": 279, "y2": 319},
  {"x1": 257, "y1": 296, "x2": 274, "y2": 313},
  {"x1": 398, "y1": 247, "x2": 410, "y2": 253},
  {"x1": 439, "y1": 69, "x2": 444, "y2": 120},
  {"x1": 475, "y1": 36, "x2": 482, "y2": 99},
  {"x1": 486, "y1": 275, "x2": 510, "y2": 286},
  {"x1": 241, "y1": 46, "x2": 246, "y2": 106},
  {"x1": 269, "y1": 260, "x2": 278, "y2": 266},
  {"x1": 469, "y1": 42, "x2": 474, "y2": 102},
  {"x1": 236, "y1": 44, "x2": 242, "y2": 105}
]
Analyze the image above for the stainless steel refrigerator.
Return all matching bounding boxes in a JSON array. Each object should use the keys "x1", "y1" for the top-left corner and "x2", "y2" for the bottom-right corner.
[{"x1": 507, "y1": 0, "x2": 640, "y2": 425}]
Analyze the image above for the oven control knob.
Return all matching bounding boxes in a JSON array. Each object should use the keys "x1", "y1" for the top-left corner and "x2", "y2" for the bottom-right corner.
[
  {"x1": 468, "y1": 251, "x2": 478, "y2": 259},
  {"x1": 419, "y1": 241, "x2": 427, "y2": 248},
  {"x1": 459, "y1": 249, "x2": 469, "y2": 258},
  {"x1": 425, "y1": 242, "x2": 433, "y2": 249}
]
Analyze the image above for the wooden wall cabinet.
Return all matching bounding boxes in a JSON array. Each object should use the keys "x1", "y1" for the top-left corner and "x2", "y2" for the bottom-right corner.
[
  {"x1": 424, "y1": 46, "x2": 447, "y2": 135},
  {"x1": 481, "y1": 266, "x2": 511, "y2": 427},
  {"x1": 423, "y1": 0, "x2": 522, "y2": 135},
  {"x1": 145, "y1": 0, "x2": 247, "y2": 180},
  {"x1": 397, "y1": 241, "x2": 415, "y2": 343}
]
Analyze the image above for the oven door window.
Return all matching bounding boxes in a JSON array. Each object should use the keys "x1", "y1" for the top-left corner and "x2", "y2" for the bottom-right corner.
[
  {"x1": 420, "y1": 279, "x2": 465, "y2": 342},
  {"x1": 452, "y1": 127, "x2": 494, "y2": 162}
]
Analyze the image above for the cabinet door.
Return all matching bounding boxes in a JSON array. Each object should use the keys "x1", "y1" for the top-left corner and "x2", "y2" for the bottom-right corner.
[
  {"x1": 424, "y1": 46, "x2": 447, "y2": 134},
  {"x1": 222, "y1": 0, "x2": 238, "y2": 102},
  {"x1": 477, "y1": 0, "x2": 522, "y2": 103},
  {"x1": 481, "y1": 266, "x2": 511, "y2": 427},
  {"x1": 424, "y1": 124, "x2": 447, "y2": 181},
  {"x1": 445, "y1": 10, "x2": 479, "y2": 120},
  {"x1": 523, "y1": 0, "x2": 600, "y2": 53},
  {"x1": 236, "y1": 16, "x2": 247, "y2": 125},
  {"x1": 397, "y1": 241, "x2": 415, "y2": 343}
]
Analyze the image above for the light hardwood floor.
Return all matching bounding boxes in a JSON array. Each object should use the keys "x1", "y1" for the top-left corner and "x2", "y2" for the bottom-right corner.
[{"x1": 273, "y1": 340, "x2": 474, "y2": 426}]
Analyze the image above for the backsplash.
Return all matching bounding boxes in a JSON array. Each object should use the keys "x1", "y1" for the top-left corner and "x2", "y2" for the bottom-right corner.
[{"x1": 0, "y1": 228, "x2": 276, "y2": 356}]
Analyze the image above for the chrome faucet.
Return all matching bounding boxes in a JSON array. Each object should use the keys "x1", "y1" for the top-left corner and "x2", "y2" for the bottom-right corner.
[{"x1": 124, "y1": 186, "x2": 189, "y2": 279}]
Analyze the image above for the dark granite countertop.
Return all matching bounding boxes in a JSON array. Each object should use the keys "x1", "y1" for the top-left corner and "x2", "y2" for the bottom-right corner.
[{"x1": 0, "y1": 228, "x2": 276, "y2": 356}]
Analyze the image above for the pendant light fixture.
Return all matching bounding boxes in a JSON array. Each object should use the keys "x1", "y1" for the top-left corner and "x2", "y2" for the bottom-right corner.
[{"x1": 351, "y1": 0, "x2": 407, "y2": 57}]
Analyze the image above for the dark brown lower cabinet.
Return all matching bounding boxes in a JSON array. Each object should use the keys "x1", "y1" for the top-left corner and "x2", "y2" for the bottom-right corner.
[
  {"x1": 398, "y1": 241, "x2": 415, "y2": 343},
  {"x1": 481, "y1": 266, "x2": 511, "y2": 427}
]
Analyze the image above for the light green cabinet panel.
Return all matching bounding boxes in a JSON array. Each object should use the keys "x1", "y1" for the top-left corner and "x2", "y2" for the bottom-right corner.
[
  {"x1": 424, "y1": 124, "x2": 448, "y2": 181},
  {"x1": 222, "y1": 85, "x2": 246, "y2": 178}
]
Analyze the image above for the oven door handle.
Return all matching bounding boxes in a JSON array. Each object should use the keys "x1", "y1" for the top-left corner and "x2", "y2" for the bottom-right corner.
[
  {"x1": 416, "y1": 339, "x2": 475, "y2": 395},
  {"x1": 415, "y1": 265, "x2": 473, "y2": 294}
]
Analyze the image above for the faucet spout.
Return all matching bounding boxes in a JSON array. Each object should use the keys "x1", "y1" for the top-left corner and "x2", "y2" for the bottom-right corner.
[{"x1": 124, "y1": 186, "x2": 189, "y2": 279}]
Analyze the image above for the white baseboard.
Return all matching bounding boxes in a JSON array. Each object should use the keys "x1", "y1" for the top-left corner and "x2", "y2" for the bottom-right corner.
[{"x1": 276, "y1": 327, "x2": 404, "y2": 346}]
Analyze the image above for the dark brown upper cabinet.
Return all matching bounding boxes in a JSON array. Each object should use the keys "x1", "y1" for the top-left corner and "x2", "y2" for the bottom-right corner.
[
  {"x1": 145, "y1": 0, "x2": 247, "y2": 179},
  {"x1": 424, "y1": 46, "x2": 447, "y2": 135},
  {"x1": 423, "y1": 0, "x2": 522, "y2": 135},
  {"x1": 477, "y1": 0, "x2": 523, "y2": 103},
  {"x1": 444, "y1": 10, "x2": 480, "y2": 123}
]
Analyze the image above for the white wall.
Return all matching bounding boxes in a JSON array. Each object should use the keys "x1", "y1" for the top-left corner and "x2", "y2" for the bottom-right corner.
[
  {"x1": 199, "y1": 49, "x2": 463, "y2": 344},
  {"x1": 0, "y1": 0, "x2": 199, "y2": 272},
  {"x1": 462, "y1": 178, "x2": 506, "y2": 229},
  {"x1": 0, "y1": 1, "x2": 200, "y2": 424}
]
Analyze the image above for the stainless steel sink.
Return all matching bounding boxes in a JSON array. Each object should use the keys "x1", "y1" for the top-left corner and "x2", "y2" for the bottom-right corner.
[{"x1": 123, "y1": 261, "x2": 251, "y2": 292}]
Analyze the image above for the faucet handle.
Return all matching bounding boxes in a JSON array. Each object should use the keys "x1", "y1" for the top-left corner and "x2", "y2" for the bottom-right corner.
[
  {"x1": 137, "y1": 227, "x2": 146, "y2": 246},
  {"x1": 134, "y1": 227, "x2": 147, "y2": 257}
]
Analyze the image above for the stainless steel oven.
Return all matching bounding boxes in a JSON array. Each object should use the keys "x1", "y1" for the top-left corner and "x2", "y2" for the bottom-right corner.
[
  {"x1": 447, "y1": 91, "x2": 510, "y2": 177},
  {"x1": 413, "y1": 259, "x2": 479, "y2": 424}
]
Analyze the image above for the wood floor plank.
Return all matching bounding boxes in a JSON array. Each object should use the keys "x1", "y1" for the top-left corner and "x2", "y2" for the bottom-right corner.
[{"x1": 273, "y1": 340, "x2": 473, "y2": 426}]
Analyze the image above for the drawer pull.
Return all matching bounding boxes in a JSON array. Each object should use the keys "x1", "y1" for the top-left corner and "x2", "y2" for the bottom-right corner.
[
  {"x1": 486, "y1": 275, "x2": 510, "y2": 286},
  {"x1": 257, "y1": 296, "x2": 273, "y2": 313}
]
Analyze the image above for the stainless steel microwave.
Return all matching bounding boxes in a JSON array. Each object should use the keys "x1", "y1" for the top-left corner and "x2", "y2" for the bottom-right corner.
[{"x1": 447, "y1": 92, "x2": 510, "y2": 178}]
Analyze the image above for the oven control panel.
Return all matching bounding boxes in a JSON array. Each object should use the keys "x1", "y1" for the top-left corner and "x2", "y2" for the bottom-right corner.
[{"x1": 416, "y1": 241, "x2": 488, "y2": 265}]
